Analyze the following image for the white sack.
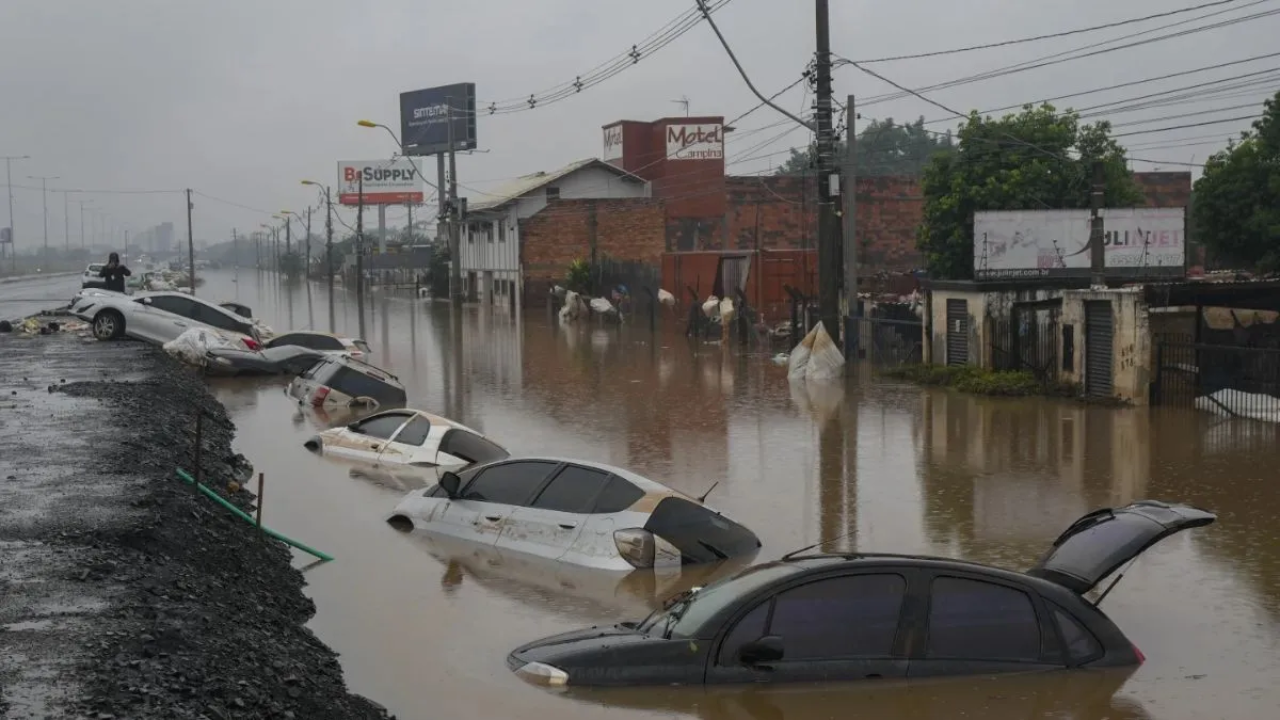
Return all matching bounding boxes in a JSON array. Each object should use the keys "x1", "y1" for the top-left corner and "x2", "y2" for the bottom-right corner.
[
  {"x1": 786, "y1": 322, "x2": 845, "y2": 383},
  {"x1": 590, "y1": 297, "x2": 615, "y2": 314},
  {"x1": 559, "y1": 290, "x2": 587, "y2": 323},
  {"x1": 657, "y1": 289, "x2": 676, "y2": 307},
  {"x1": 163, "y1": 327, "x2": 235, "y2": 367},
  {"x1": 719, "y1": 297, "x2": 736, "y2": 325},
  {"x1": 702, "y1": 295, "x2": 721, "y2": 319}
]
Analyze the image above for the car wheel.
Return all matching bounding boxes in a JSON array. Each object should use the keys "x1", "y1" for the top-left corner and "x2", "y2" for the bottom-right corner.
[{"x1": 92, "y1": 310, "x2": 124, "y2": 341}]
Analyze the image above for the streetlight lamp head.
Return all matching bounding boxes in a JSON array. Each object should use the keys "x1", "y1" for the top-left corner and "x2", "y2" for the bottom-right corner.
[
  {"x1": 357, "y1": 120, "x2": 378, "y2": 128},
  {"x1": 301, "y1": 180, "x2": 319, "y2": 186}
]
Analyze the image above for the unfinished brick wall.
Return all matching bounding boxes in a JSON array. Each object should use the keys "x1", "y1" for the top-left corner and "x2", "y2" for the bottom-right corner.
[{"x1": 520, "y1": 197, "x2": 665, "y2": 301}]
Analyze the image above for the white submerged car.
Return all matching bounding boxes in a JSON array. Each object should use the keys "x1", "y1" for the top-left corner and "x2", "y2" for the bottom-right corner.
[
  {"x1": 387, "y1": 457, "x2": 761, "y2": 572},
  {"x1": 303, "y1": 408, "x2": 509, "y2": 469},
  {"x1": 70, "y1": 289, "x2": 262, "y2": 348}
]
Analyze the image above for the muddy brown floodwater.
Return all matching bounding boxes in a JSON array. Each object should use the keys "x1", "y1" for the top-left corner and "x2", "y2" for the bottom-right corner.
[{"x1": 199, "y1": 270, "x2": 1280, "y2": 720}]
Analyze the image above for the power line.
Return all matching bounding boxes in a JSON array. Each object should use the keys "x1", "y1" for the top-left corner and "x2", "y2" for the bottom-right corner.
[
  {"x1": 1110, "y1": 114, "x2": 1260, "y2": 137},
  {"x1": 845, "y1": 1, "x2": 1280, "y2": 107},
  {"x1": 850, "y1": 0, "x2": 1250, "y2": 63}
]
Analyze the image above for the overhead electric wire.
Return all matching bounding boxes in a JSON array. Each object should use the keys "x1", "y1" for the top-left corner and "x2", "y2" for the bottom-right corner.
[
  {"x1": 850, "y1": 0, "x2": 1249, "y2": 63},
  {"x1": 1110, "y1": 115, "x2": 1261, "y2": 137},
  {"x1": 845, "y1": 1, "x2": 1280, "y2": 108}
]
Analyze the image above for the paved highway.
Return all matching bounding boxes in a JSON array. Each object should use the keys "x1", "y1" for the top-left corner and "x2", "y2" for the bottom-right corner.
[{"x1": 0, "y1": 273, "x2": 82, "y2": 321}]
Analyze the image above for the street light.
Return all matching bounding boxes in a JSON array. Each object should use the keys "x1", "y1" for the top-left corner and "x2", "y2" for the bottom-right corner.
[
  {"x1": 78, "y1": 199, "x2": 93, "y2": 249},
  {"x1": 28, "y1": 174, "x2": 59, "y2": 271},
  {"x1": 2, "y1": 154, "x2": 30, "y2": 273}
]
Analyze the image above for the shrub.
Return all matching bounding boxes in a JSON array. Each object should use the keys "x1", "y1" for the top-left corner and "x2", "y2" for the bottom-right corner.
[{"x1": 884, "y1": 364, "x2": 1045, "y2": 397}]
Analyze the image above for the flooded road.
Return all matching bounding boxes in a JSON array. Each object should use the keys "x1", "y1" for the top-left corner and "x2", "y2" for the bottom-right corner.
[
  {"x1": 0, "y1": 273, "x2": 79, "y2": 320},
  {"x1": 199, "y1": 270, "x2": 1280, "y2": 720}
]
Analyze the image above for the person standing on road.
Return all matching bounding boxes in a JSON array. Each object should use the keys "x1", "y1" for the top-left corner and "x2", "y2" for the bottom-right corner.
[{"x1": 98, "y1": 252, "x2": 132, "y2": 293}]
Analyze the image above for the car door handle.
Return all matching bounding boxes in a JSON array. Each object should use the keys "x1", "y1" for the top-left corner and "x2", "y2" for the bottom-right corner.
[
  {"x1": 483, "y1": 515, "x2": 502, "y2": 522},
  {"x1": 558, "y1": 523, "x2": 577, "y2": 530},
  {"x1": 174, "y1": 321, "x2": 187, "y2": 327},
  {"x1": 370, "y1": 444, "x2": 380, "y2": 450}
]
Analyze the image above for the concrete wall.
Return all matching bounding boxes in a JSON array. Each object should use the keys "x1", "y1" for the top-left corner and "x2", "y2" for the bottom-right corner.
[
  {"x1": 923, "y1": 285, "x2": 1066, "y2": 366},
  {"x1": 1060, "y1": 288, "x2": 1151, "y2": 404}
]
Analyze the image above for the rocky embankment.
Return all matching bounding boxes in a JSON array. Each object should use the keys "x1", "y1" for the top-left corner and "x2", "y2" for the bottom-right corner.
[{"x1": 0, "y1": 334, "x2": 392, "y2": 719}]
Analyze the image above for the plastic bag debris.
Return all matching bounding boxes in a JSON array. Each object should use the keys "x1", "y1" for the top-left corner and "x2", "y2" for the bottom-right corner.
[
  {"x1": 719, "y1": 297, "x2": 736, "y2": 325},
  {"x1": 551, "y1": 285, "x2": 568, "y2": 300},
  {"x1": 1195, "y1": 389, "x2": 1280, "y2": 423},
  {"x1": 589, "y1": 297, "x2": 615, "y2": 315},
  {"x1": 163, "y1": 327, "x2": 235, "y2": 367},
  {"x1": 702, "y1": 295, "x2": 721, "y2": 319},
  {"x1": 657, "y1": 289, "x2": 676, "y2": 307},
  {"x1": 558, "y1": 290, "x2": 588, "y2": 323},
  {"x1": 786, "y1": 322, "x2": 845, "y2": 383}
]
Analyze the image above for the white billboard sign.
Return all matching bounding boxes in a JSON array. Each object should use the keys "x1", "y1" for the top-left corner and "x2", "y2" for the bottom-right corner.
[
  {"x1": 603, "y1": 125, "x2": 624, "y2": 161},
  {"x1": 337, "y1": 158, "x2": 424, "y2": 206},
  {"x1": 973, "y1": 207, "x2": 1186, "y2": 279},
  {"x1": 666, "y1": 123, "x2": 724, "y2": 161}
]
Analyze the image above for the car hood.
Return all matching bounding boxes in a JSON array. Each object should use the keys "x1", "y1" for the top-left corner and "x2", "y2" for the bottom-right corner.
[
  {"x1": 1027, "y1": 500, "x2": 1216, "y2": 594},
  {"x1": 509, "y1": 624, "x2": 652, "y2": 669}
]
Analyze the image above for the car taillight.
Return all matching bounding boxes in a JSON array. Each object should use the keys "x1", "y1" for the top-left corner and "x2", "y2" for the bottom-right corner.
[
  {"x1": 614, "y1": 529, "x2": 656, "y2": 569},
  {"x1": 1132, "y1": 643, "x2": 1145, "y2": 665},
  {"x1": 312, "y1": 386, "x2": 330, "y2": 406},
  {"x1": 242, "y1": 337, "x2": 261, "y2": 351}
]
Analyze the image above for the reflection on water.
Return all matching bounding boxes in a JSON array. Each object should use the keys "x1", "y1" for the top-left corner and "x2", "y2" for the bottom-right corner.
[{"x1": 200, "y1": 270, "x2": 1280, "y2": 720}]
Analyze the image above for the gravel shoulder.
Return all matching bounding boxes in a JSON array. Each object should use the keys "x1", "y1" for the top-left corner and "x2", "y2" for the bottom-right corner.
[{"x1": 0, "y1": 334, "x2": 393, "y2": 720}]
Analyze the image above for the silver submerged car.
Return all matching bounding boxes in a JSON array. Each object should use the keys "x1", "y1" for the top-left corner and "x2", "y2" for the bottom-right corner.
[
  {"x1": 70, "y1": 289, "x2": 262, "y2": 348},
  {"x1": 387, "y1": 457, "x2": 761, "y2": 572}
]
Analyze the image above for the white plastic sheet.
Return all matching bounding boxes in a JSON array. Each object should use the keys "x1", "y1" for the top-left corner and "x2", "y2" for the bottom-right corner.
[
  {"x1": 719, "y1": 297, "x2": 736, "y2": 324},
  {"x1": 558, "y1": 290, "x2": 588, "y2": 323},
  {"x1": 1194, "y1": 388, "x2": 1280, "y2": 423},
  {"x1": 786, "y1": 322, "x2": 845, "y2": 383},
  {"x1": 657, "y1": 289, "x2": 676, "y2": 307},
  {"x1": 163, "y1": 327, "x2": 235, "y2": 367},
  {"x1": 702, "y1": 295, "x2": 721, "y2": 319},
  {"x1": 590, "y1": 297, "x2": 615, "y2": 314}
]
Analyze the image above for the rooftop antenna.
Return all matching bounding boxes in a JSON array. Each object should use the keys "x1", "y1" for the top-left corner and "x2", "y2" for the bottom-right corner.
[{"x1": 672, "y1": 95, "x2": 690, "y2": 117}]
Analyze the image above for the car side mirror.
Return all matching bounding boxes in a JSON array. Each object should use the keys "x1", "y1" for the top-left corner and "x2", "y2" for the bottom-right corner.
[
  {"x1": 738, "y1": 635, "x2": 784, "y2": 666},
  {"x1": 346, "y1": 423, "x2": 360, "y2": 433},
  {"x1": 439, "y1": 471, "x2": 461, "y2": 499},
  {"x1": 140, "y1": 297, "x2": 152, "y2": 305}
]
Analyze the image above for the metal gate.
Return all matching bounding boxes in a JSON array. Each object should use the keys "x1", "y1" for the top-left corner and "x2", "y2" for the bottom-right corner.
[
  {"x1": 946, "y1": 299, "x2": 969, "y2": 366},
  {"x1": 1085, "y1": 300, "x2": 1114, "y2": 397}
]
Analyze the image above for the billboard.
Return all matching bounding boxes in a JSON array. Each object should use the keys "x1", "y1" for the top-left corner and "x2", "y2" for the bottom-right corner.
[
  {"x1": 603, "y1": 125, "x2": 623, "y2": 161},
  {"x1": 666, "y1": 123, "x2": 724, "y2": 161},
  {"x1": 399, "y1": 82, "x2": 477, "y2": 156},
  {"x1": 973, "y1": 207, "x2": 1186, "y2": 280},
  {"x1": 337, "y1": 159, "x2": 425, "y2": 206}
]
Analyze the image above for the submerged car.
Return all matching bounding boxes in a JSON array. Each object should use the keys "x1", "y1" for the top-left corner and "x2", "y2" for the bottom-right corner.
[
  {"x1": 508, "y1": 500, "x2": 1215, "y2": 688},
  {"x1": 267, "y1": 330, "x2": 371, "y2": 359},
  {"x1": 388, "y1": 457, "x2": 761, "y2": 572},
  {"x1": 204, "y1": 344, "x2": 326, "y2": 377},
  {"x1": 70, "y1": 289, "x2": 262, "y2": 349},
  {"x1": 286, "y1": 354, "x2": 406, "y2": 410},
  {"x1": 304, "y1": 408, "x2": 507, "y2": 470}
]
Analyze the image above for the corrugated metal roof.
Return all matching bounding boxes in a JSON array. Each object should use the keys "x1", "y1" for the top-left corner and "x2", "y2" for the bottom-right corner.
[{"x1": 467, "y1": 158, "x2": 641, "y2": 212}]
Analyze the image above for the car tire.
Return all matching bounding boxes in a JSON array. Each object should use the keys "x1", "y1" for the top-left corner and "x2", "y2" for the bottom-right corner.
[{"x1": 92, "y1": 310, "x2": 124, "y2": 341}]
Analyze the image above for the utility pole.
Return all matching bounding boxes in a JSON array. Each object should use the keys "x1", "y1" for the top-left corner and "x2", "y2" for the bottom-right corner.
[
  {"x1": 305, "y1": 206, "x2": 312, "y2": 277},
  {"x1": 377, "y1": 203, "x2": 387, "y2": 255},
  {"x1": 60, "y1": 191, "x2": 71, "y2": 254},
  {"x1": 28, "y1": 175, "x2": 58, "y2": 270},
  {"x1": 3, "y1": 155, "x2": 29, "y2": 273},
  {"x1": 79, "y1": 201, "x2": 87, "y2": 249},
  {"x1": 813, "y1": 0, "x2": 841, "y2": 337},
  {"x1": 324, "y1": 187, "x2": 334, "y2": 323},
  {"x1": 232, "y1": 228, "x2": 238, "y2": 268},
  {"x1": 1089, "y1": 160, "x2": 1106, "y2": 288},
  {"x1": 841, "y1": 94, "x2": 858, "y2": 358},
  {"x1": 405, "y1": 201, "x2": 413, "y2": 243},
  {"x1": 437, "y1": 153, "x2": 448, "y2": 284},
  {"x1": 186, "y1": 188, "x2": 197, "y2": 296},
  {"x1": 446, "y1": 97, "x2": 463, "y2": 305},
  {"x1": 356, "y1": 174, "x2": 366, "y2": 326}
]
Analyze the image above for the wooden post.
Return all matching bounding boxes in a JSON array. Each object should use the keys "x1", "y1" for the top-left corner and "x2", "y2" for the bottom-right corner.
[{"x1": 256, "y1": 472, "x2": 264, "y2": 527}]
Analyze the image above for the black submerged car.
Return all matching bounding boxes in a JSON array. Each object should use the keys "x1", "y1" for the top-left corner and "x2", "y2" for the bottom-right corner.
[{"x1": 508, "y1": 500, "x2": 1214, "y2": 688}]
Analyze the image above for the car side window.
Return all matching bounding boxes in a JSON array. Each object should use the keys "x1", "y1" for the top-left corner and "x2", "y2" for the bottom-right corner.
[
  {"x1": 460, "y1": 461, "x2": 559, "y2": 505},
  {"x1": 716, "y1": 602, "x2": 769, "y2": 665},
  {"x1": 926, "y1": 576, "x2": 1041, "y2": 661},
  {"x1": 270, "y1": 333, "x2": 304, "y2": 349},
  {"x1": 149, "y1": 296, "x2": 198, "y2": 318},
  {"x1": 195, "y1": 304, "x2": 248, "y2": 334},
  {"x1": 352, "y1": 413, "x2": 410, "y2": 440},
  {"x1": 392, "y1": 417, "x2": 432, "y2": 446},
  {"x1": 1049, "y1": 603, "x2": 1102, "y2": 663},
  {"x1": 313, "y1": 335, "x2": 345, "y2": 350},
  {"x1": 765, "y1": 574, "x2": 906, "y2": 661},
  {"x1": 437, "y1": 429, "x2": 508, "y2": 465},
  {"x1": 591, "y1": 475, "x2": 645, "y2": 513},
  {"x1": 530, "y1": 465, "x2": 611, "y2": 514}
]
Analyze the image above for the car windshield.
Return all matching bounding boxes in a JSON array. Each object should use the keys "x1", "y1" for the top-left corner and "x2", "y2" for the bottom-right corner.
[
  {"x1": 636, "y1": 563, "x2": 802, "y2": 640},
  {"x1": 88, "y1": 264, "x2": 104, "y2": 272}
]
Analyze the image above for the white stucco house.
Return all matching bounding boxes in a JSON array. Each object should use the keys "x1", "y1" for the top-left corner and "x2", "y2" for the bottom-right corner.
[{"x1": 458, "y1": 158, "x2": 649, "y2": 307}]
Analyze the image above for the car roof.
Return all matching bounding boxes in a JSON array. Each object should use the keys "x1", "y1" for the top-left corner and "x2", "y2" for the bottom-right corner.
[
  {"x1": 371, "y1": 408, "x2": 483, "y2": 435},
  {"x1": 321, "y1": 354, "x2": 402, "y2": 382},
  {"x1": 760, "y1": 552, "x2": 1071, "y2": 592},
  {"x1": 276, "y1": 330, "x2": 361, "y2": 343},
  {"x1": 491, "y1": 456, "x2": 681, "y2": 497}
]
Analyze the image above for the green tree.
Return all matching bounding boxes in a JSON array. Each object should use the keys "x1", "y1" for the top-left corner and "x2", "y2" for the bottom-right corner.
[
  {"x1": 1193, "y1": 92, "x2": 1280, "y2": 271},
  {"x1": 918, "y1": 104, "x2": 1143, "y2": 280},
  {"x1": 776, "y1": 117, "x2": 953, "y2": 177}
]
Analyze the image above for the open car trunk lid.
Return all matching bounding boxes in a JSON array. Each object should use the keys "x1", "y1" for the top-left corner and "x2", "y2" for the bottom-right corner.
[{"x1": 1027, "y1": 500, "x2": 1216, "y2": 594}]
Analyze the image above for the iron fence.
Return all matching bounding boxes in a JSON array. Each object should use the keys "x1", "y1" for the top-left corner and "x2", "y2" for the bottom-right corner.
[
  {"x1": 855, "y1": 316, "x2": 923, "y2": 366},
  {"x1": 989, "y1": 316, "x2": 1061, "y2": 381},
  {"x1": 1153, "y1": 342, "x2": 1280, "y2": 420}
]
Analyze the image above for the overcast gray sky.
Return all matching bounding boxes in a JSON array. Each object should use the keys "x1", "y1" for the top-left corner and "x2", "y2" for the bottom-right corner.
[{"x1": 0, "y1": 0, "x2": 1275, "y2": 250}]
